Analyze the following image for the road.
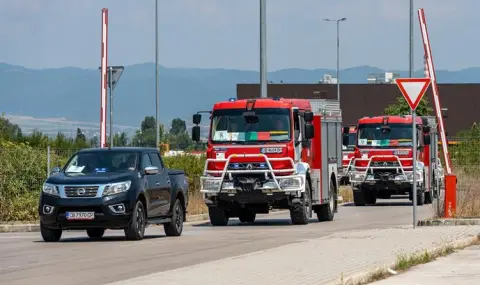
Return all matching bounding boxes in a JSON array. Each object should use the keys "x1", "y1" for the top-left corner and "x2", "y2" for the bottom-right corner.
[{"x1": 0, "y1": 196, "x2": 434, "y2": 285}]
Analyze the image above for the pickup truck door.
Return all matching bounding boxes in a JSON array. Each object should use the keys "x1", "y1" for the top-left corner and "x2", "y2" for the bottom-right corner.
[
  {"x1": 140, "y1": 153, "x2": 161, "y2": 218},
  {"x1": 148, "y1": 152, "x2": 172, "y2": 217}
]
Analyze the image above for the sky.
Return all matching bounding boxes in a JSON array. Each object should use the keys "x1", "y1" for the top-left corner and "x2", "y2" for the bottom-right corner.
[{"x1": 1, "y1": 0, "x2": 479, "y2": 71}]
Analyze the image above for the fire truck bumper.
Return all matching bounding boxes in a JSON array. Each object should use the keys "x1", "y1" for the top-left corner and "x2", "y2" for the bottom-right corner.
[{"x1": 349, "y1": 171, "x2": 423, "y2": 187}]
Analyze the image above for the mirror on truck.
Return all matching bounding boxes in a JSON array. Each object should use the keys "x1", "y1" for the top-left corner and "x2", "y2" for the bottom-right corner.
[
  {"x1": 193, "y1": 113, "x2": 202, "y2": 125},
  {"x1": 342, "y1": 126, "x2": 349, "y2": 134},
  {"x1": 342, "y1": 134, "x2": 349, "y2": 146},
  {"x1": 304, "y1": 111, "x2": 314, "y2": 122},
  {"x1": 50, "y1": 166, "x2": 61, "y2": 176},
  {"x1": 424, "y1": 134, "x2": 431, "y2": 145},
  {"x1": 304, "y1": 123, "x2": 314, "y2": 139},
  {"x1": 192, "y1": 126, "x2": 200, "y2": 142}
]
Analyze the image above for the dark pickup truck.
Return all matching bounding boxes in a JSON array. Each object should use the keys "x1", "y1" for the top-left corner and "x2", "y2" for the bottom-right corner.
[{"x1": 39, "y1": 147, "x2": 189, "y2": 242}]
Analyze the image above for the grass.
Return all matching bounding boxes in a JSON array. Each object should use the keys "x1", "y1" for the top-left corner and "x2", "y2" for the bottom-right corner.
[
  {"x1": 339, "y1": 186, "x2": 354, "y2": 203},
  {"x1": 454, "y1": 167, "x2": 480, "y2": 218},
  {"x1": 341, "y1": 237, "x2": 480, "y2": 285},
  {"x1": 187, "y1": 192, "x2": 208, "y2": 215}
]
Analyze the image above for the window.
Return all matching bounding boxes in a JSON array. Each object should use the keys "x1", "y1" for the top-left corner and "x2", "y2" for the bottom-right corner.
[
  {"x1": 63, "y1": 151, "x2": 138, "y2": 174},
  {"x1": 141, "y1": 153, "x2": 152, "y2": 169},
  {"x1": 357, "y1": 123, "x2": 416, "y2": 148},
  {"x1": 149, "y1": 152, "x2": 163, "y2": 169}
]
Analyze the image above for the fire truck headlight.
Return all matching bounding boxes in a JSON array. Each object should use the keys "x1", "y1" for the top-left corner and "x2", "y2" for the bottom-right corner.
[
  {"x1": 278, "y1": 177, "x2": 302, "y2": 190},
  {"x1": 202, "y1": 179, "x2": 221, "y2": 191},
  {"x1": 221, "y1": 182, "x2": 234, "y2": 190}
]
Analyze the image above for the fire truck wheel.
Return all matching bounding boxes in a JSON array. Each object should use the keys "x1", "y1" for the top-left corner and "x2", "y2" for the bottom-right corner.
[
  {"x1": 365, "y1": 193, "x2": 377, "y2": 205},
  {"x1": 208, "y1": 206, "x2": 229, "y2": 226},
  {"x1": 353, "y1": 187, "x2": 366, "y2": 206},
  {"x1": 289, "y1": 182, "x2": 311, "y2": 225},
  {"x1": 416, "y1": 190, "x2": 425, "y2": 206},
  {"x1": 425, "y1": 191, "x2": 433, "y2": 204},
  {"x1": 316, "y1": 179, "x2": 336, "y2": 222},
  {"x1": 239, "y1": 209, "x2": 256, "y2": 223}
]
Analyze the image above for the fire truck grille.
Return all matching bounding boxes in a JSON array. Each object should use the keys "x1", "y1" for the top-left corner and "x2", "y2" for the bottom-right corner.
[
  {"x1": 233, "y1": 175, "x2": 265, "y2": 192},
  {"x1": 227, "y1": 163, "x2": 269, "y2": 171},
  {"x1": 370, "y1": 161, "x2": 401, "y2": 168}
]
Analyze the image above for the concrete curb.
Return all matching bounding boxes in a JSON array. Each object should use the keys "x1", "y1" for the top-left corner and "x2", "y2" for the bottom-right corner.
[
  {"x1": 417, "y1": 218, "x2": 480, "y2": 227},
  {"x1": 326, "y1": 233, "x2": 480, "y2": 285}
]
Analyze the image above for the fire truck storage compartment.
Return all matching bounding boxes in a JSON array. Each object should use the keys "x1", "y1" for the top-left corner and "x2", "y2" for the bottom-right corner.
[{"x1": 310, "y1": 99, "x2": 342, "y2": 204}]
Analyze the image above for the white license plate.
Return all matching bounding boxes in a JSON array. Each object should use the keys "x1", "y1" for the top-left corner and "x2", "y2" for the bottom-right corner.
[{"x1": 66, "y1": 211, "x2": 95, "y2": 220}]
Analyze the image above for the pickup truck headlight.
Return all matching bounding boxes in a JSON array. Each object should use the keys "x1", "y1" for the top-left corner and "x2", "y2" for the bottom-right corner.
[
  {"x1": 103, "y1": 181, "x2": 132, "y2": 196},
  {"x1": 42, "y1": 183, "x2": 59, "y2": 196}
]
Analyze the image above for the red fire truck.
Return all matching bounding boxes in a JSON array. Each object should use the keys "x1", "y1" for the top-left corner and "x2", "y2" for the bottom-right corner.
[
  {"x1": 191, "y1": 97, "x2": 343, "y2": 226},
  {"x1": 339, "y1": 124, "x2": 357, "y2": 185},
  {"x1": 346, "y1": 115, "x2": 443, "y2": 206}
]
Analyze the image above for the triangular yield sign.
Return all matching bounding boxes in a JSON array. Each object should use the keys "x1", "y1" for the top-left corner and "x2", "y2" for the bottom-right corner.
[{"x1": 395, "y1": 78, "x2": 431, "y2": 110}]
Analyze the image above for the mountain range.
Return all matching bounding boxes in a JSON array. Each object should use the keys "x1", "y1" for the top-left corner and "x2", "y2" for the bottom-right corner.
[{"x1": 2, "y1": 62, "x2": 480, "y2": 136}]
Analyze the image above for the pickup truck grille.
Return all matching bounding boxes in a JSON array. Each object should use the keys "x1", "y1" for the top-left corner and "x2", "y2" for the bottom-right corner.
[{"x1": 64, "y1": 186, "x2": 99, "y2": 197}]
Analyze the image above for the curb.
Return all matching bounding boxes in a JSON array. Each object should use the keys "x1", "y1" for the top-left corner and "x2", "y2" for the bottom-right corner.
[
  {"x1": 326, "y1": 233, "x2": 480, "y2": 285},
  {"x1": 417, "y1": 218, "x2": 480, "y2": 227}
]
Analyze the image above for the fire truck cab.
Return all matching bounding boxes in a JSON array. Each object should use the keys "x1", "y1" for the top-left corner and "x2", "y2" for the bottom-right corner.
[
  {"x1": 347, "y1": 115, "x2": 440, "y2": 206},
  {"x1": 339, "y1": 124, "x2": 357, "y2": 185},
  {"x1": 191, "y1": 97, "x2": 342, "y2": 226}
]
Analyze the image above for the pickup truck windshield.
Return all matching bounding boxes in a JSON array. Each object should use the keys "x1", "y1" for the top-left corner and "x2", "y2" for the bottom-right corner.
[
  {"x1": 63, "y1": 151, "x2": 139, "y2": 174},
  {"x1": 357, "y1": 123, "x2": 416, "y2": 148},
  {"x1": 210, "y1": 108, "x2": 291, "y2": 144}
]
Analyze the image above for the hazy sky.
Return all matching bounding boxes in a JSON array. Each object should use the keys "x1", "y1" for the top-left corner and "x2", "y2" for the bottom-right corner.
[{"x1": 1, "y1": 0, "x2": 478, "y2": 71}]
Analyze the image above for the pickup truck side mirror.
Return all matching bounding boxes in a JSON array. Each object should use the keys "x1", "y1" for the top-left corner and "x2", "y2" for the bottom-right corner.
[
  {"x1": 192, "y1": 126, "x2": 200, "y2": 142},
  {"x1": 304, "y1": 123, "x2": 314, "y2": 140},
  {"x1": 144, "y1": 166, "x2": 159, "y2": 175},
  {"x1": 193, "y1": 113, "x2": 202, "y2": 125},
  {"x1": 50, "y1": 166, "x2": 61, "y2": 176}
]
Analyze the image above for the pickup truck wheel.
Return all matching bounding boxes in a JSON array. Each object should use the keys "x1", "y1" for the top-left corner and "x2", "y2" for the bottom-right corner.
[
  {"x1": 290, "y1": 182, "x2": 311, "y2": 225},
  {"x1": 208, "y1": 206, "x2": 229, "y2": 226},
  {"x1": 316, "y1": 179, "x2": 335, "y2": 222},
  {"x1": 40, "y1": 223, "x2": 62, "y2": 242},
  {"x1": 164, "y1": 198, "x2": 184, "y2": 237},
  {"x1": 124, "y1": 200, "x2": 146, "y2": 241},
  {"x1": 86, "y1": 228, "x2": 105, "y2": 239}
]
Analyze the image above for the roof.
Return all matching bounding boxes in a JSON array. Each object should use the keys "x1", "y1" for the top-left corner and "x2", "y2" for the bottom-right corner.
[
  {"x1": 213, "y1": 97, "x2": 311, "y2": 111},
  {"x1": 358, "y1": 115, "x2": 423, "y2": 125},
  {"x1": 77, "y1": 147, "x2": 158, "y2": 153}
]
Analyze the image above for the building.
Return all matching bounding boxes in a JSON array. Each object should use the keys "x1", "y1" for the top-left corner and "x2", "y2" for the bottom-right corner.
[{"x1": 236, "y1": 83, "x2": 480, "y2": 136}]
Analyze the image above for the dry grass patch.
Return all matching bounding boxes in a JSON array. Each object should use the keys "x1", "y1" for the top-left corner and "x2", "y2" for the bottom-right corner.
[
  {"x1": 339, "y1": 186, "x2": 353, "y2": 203},
  {"x1": 187, "y1": 192, "x2": 208, "y2": 215},
  {"x1": 454, "y1": 168, "x2": 480, "y2": 218}
]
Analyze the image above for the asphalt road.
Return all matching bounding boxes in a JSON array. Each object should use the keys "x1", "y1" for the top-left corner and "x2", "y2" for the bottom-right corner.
[{"x1": 0, "y1": 196, "x2": 434, "y2": 285}]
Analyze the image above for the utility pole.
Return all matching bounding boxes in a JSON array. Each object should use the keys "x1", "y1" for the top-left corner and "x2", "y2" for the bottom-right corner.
[
  {"x1": 260, "y1": 0, "x2": 267, "y2": 98},
  {"x1": 109, "y1": 66, "x2": 113, "y2": 147},
  {"x1": 409, "y1": 0, "x2": 414, "y2": 77},
  {"x1": 155, "y1": 0, "x2": 160, "y2": 148},
  {"x1": 323, "y1": 17, "x2": 346, "y2": 102}
]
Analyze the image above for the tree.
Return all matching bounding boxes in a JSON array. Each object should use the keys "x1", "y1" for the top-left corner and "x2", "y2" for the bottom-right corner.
[
  {"x1": 114, "y1": 132, "x2": 128, "y2": 146},
  {"x1": 170, "y1": 118, "x2": 186, "y2": 135},
  {"x1": 0, "y1": 114, "x2": 23, "y2": 142},
  {"x1": 132, "y1": 116, "x2": 164, "y2": 147},
  {"x1": 384, "y1": 96, "x2": 433, "y2": 116}
]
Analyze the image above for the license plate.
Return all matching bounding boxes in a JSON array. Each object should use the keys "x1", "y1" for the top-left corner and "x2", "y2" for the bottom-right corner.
[{"x1": 66, "y1": 211, "x2": 95, "y2": 220}]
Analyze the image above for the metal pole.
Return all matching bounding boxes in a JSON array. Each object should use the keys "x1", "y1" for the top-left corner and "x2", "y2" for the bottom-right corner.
[
  {"x1": 155, "y1": 0, "x2": 160, "y2": 147},
  {"x1": 260, "y1": 0, "x2": 267, "y2": 98},
  {"x1": 409, "y1": 0, "x2": 414, "y2": 77},
  {"x1": 47, "y1": 145, "x2": 51, "y2": 177},
  {"x1": 336, "y1": 20, "x2": 340, "y2": 102},
  {"x1": 109, "y1": 67, "x2": 113, "y2": 147},
  {"x1": 412, "y1": 110, "x2": 417, "y2": 228}
]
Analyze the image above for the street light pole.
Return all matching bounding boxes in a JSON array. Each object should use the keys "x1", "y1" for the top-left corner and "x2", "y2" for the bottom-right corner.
[
  {"x1": 409, "y1": 0, "x2": 414, "y2": 77},
  {"x1": 260, "y1": 0, "x2": 267, "y2": 98},
  {"x1": 323, "y1": 17, "x2": 346, "y2": 103},
  {"x1": 155, "y1": 0, "x2": 160, "y2": 148},
  {"x1": 109, "y1": 66, "x2": 113, "y2": 147}
]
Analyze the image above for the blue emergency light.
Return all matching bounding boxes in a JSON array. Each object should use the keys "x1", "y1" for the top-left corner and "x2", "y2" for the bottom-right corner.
[{"x1": 228, "y1": 98, "x2": 236, "y2": 102}]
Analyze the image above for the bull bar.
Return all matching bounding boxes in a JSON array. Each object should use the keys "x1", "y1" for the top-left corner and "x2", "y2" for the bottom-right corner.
[
  {"x1": 200, "y1": 153, "x2": 305, "y2": 194},
  {"x1": 349, "y1": 155, "x2": 423, "y2": 184}
]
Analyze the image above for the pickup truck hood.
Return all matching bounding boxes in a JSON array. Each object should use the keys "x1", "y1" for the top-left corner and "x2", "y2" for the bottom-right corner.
[{"x1": 46, "y1": 171, "x2": 136, "y2": 185}]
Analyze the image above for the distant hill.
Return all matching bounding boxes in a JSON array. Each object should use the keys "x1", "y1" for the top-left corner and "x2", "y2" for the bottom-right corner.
[{"x1": 2, "y1": 62, "x2": 480, "y2": 133}]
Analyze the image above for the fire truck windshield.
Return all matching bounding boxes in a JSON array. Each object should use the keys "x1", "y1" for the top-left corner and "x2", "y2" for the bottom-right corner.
[
  {"x1": 357, "y1": 123, "x2": 416, "y2": 148},
  {"x1": 210, "y1": 108, "x2": 291, "y2": 144}
]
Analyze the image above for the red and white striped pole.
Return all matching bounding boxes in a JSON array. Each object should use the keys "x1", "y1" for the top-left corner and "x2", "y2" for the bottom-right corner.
[
  {"x1": 100, "y1": 8, "x2": 108, "y2": 148},
  {"x1": 417, "y1": 8, "x2": 452, "y2": 175}
]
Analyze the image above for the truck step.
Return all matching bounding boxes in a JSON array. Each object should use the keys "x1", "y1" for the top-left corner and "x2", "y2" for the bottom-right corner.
[{"x1": 147, "y1": 217, "x2": 172, "y2": 225}]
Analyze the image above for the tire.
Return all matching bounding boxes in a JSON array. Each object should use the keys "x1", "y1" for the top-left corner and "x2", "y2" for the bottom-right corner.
[
  {"x1": 290, "y1": 181, "x2": 311, "y2": 225},
  {"x1": 365, "y1": 192, "x2": 377, "y2": 205},
  {"x1": 239, "y1": 209, "x2": 256, "y2": 223},
  {"x1": 353, "y1": 187, "x2": 366, "y2": 206},
  {"x1": 124, "y1": 200, "x2": 147, "y2": 240},
  {"x1": 424, "y1": 191, "x2": 433, "y2": 204},
  {"x1": 317, "y1": 179, "x2": 336, "y2": 222},
  {"x1": 40, "y1": 223, "x2": 62, "y2": 242},
  {"x1": 86, "y1": 228, "x2": 105, "y2": 239},
  {"x1": 416, "y1": 190, "x2": 425, "y2": 206},
  {"x1": 208, "y1": 206, "x2": 229, "y2": 226},
  {"x1": 164, "y1": 198, "x2": 184, "y2": 237}
]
